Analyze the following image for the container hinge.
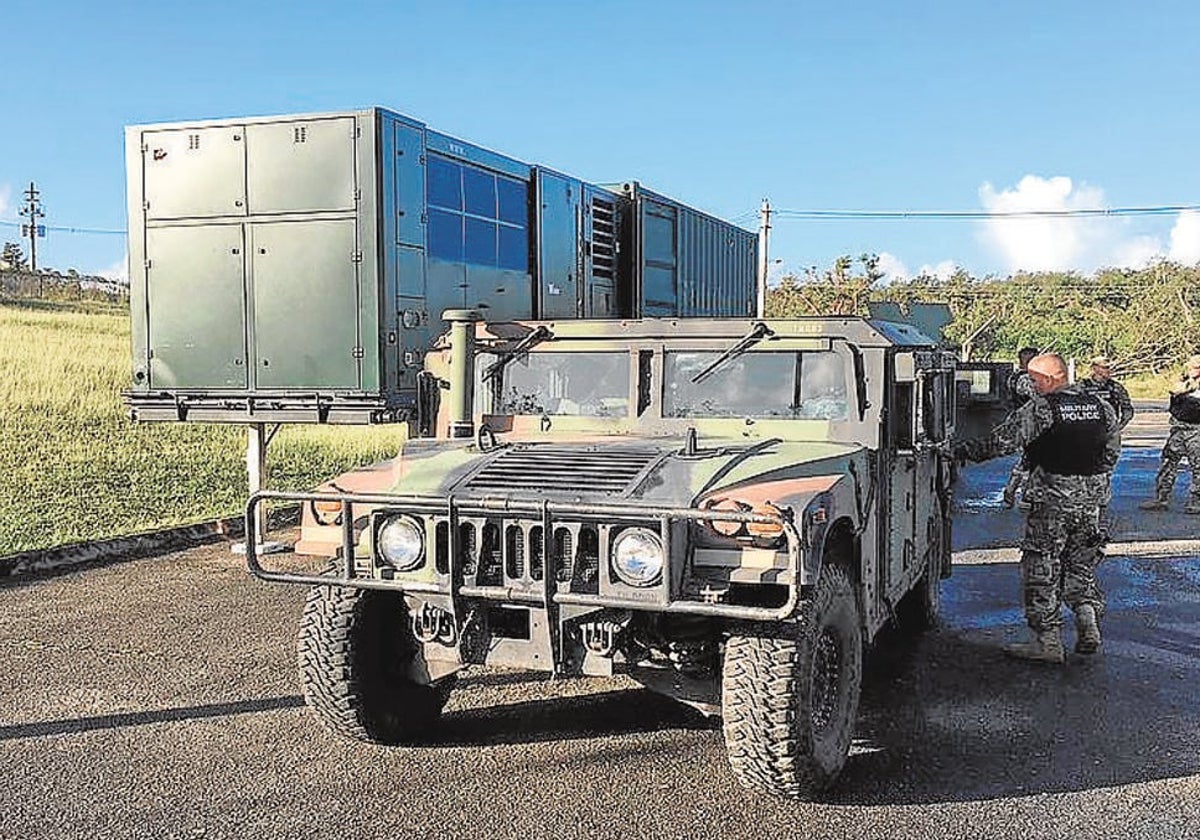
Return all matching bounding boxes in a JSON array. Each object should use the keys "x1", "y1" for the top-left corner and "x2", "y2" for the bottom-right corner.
[
  {"x1": 144, "y1": 259, "x2": 152, "y2": 269},
  {"x1": 351, "y1": 251, "x2": 363, "y2": 263},
  {"x1": 143, "y1": 200, "x2": 151, "y2": 211},
  {"x1": 353, "y1": 188, "x2": 361, "y2": 201},
  {"x1": 351, "y1": 347, "x2": 365, "y2": 359},
  {"x1": 420, "y1": 212, "x2": 428, "y2": 225},
  {"x1": 418, "y1": 154, "x2": 426, "y2": 165}
]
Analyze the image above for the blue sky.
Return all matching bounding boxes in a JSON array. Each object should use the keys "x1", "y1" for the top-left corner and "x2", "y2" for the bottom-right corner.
[{"x1": 3, "y1": 0, "x2": 1199, "y2": 283}]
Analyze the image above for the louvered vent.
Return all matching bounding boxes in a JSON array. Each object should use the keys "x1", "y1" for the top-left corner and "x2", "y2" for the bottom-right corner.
[
  {"x1": 591, "y1": 197, "x2": 616, "y2": 280},
  {"x1": 464, "y1": 445, "x2": 659, "y2": 496}
]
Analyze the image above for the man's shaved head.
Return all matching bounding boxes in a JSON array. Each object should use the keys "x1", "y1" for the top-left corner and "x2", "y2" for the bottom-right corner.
[{"x1": 1027, "y1": 353, "x2": 1069, "y2": 395}]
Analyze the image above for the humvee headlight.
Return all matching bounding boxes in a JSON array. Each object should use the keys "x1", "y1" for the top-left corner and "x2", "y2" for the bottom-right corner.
[
  {"x1": 747, "y1": 502, "x2": 785, "y2": 540},
  {"x1": 377, "y1": 515, "x2": 424, "y2": 570},
  {"x1": 311, "y1": 498, "x2": 344, "y2": 527},
  {"x1": 611, "y1": 528, "x2": 664, "y2": 587}
]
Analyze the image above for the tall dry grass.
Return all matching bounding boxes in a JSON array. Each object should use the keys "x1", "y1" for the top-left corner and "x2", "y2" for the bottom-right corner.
[{"x1": 0, "y1": 300, "x2": 406, "y2": 555}]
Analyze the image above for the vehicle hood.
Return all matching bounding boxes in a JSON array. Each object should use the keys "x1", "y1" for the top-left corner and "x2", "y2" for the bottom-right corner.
[{"x1": 378, "y1": 436, "x2": 863, "y2": 509}]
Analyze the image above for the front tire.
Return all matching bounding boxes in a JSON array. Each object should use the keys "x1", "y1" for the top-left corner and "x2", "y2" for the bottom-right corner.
[
  {"x1": 298, "y1": 581, "x2": 454, "y2": 744},
  {"x1": 721, "y1": 565, "x2": 863, "y2": 798}
]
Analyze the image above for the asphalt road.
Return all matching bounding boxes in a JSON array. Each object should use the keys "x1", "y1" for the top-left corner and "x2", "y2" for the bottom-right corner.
[{"x1": 3, "y1": 434, "x2": 1200, "y2": 839}]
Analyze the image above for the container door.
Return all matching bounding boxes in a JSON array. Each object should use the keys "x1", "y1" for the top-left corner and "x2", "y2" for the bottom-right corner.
[
  {"x1": 393, "y1": 122, "x2": 426, "y2": 248},
  {"x1": 246, "y1": 117, "x2": 357, "y2": 214},
  {"x1": 640, "y1": 199, "x2": 678, "y2": 317},
  {"x1": 250, "y1": 219, "x2": 361, "y2": 389},
  {"x1": 536, "y1": 170, "x2": 581, "y2": 319},
  {"x1": 142, "y1": 126, "x2": 246, "y2": 220},
  {"x1": 145, "y1": 225, "x2": 247, "y2": 388}
]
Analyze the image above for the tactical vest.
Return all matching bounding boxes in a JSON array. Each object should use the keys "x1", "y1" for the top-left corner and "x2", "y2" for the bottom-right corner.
[{"x1": 1024, "y1": 391, "x2": 1109, "y2": 475}]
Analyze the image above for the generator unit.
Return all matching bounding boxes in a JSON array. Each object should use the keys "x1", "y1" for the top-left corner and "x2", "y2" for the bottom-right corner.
[{"x1": 124, "y1": 107, "x2": 757, "y2": 424}]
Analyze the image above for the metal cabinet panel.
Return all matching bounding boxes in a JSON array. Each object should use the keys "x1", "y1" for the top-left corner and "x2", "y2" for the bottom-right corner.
[
  {"x1": 246, "y1": 118, "x2": 357, "y2": 214},
  {"x1": 536, "y1": 170, "x2": 580, "y2": 319},
  {"x1": 145, "y1": 225, "x2": 247, "y2": 387},
  {"x1": 393, "y1": 122, "x2": 426, "y2": 247},
  {"x1": 143, "y1": 126, "x2": 246, "y2": 220},
  {"x1": 250, "y1": 219, "x2": 360, "y2": 388}
]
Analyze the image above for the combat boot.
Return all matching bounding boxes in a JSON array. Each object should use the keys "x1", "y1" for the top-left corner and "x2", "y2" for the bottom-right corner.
[
  {"x1": 1004, "y1": 628, "x2": 1065, "y2": 663},
  {"x1": 1139, "y1": 498, "x2": 1169, "y2": 511},
  {"x1": 1074, "y1": 604, "x2": 1101, "y2": 654}
]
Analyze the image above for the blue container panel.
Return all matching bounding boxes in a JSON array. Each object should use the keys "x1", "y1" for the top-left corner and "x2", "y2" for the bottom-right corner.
[{"x1": 676, "y1": 206, "x2": 756, "y2": 317}]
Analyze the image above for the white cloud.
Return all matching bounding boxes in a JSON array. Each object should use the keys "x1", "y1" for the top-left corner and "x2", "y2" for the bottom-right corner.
[
  {"x1": 978, "y1": 175, "x2": 1109, "y2": 272},
  {"x1": 876, "y1": 253, "x2": 957, "y2": 283},
  {"x1": 98, "y1": 253, "x2": 130, "y2": 286},
  {"x1": 0, "y1": 184, "x2": 10, "y2": 218},
  {"x1": 976, "y1": 174, "x2": 1200, "y2": 273},
  {"x1": 876, "y1": 252, "x2": 910, "y2": 282},
  {"x1": 1168, "y1": 210, "x2": 1200, "y2": 265},
  {"x1": 1109, "y1": 235, "x2": 1161, "y2": 269},
  {"x1": 917, "y1": 259, "x2": 957, "y2": 280}
]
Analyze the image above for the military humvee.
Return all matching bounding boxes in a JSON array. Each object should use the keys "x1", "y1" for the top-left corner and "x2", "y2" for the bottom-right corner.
[{"x1": 246, "y1": 312, "x2": 957, "y2": 799}]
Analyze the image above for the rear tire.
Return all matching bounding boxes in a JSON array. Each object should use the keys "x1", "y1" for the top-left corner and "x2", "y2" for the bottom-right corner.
[
  {"x1": 721, "y1": 565, "x2": 863, "y2": 799},
  {"x1": 298, "y1": 580, "x2": 454, "y2": 744}
]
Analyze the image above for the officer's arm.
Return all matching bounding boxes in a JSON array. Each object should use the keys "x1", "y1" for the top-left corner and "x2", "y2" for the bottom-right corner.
[
  {"x1": 1115, "y1": 382, "x2": 1134, "y2": 429},
  {"x1": 954, "y1": 399, "x2": 1050, "y2": 463},
  {"x1": 1102, "y1": 400, "x2": 1121, "y2": 467}
]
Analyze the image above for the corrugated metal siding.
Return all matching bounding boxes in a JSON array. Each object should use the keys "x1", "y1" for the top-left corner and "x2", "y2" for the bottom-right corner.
[{"x1": 676, "y1": 206, "x2": 757, "y2": 317}]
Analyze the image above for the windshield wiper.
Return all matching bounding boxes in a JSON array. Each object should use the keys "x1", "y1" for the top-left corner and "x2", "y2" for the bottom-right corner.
[
  {"x1": 690, "y1": 322, "x2": 775, "y2": 384},
  {"x1": 481, "y1": 325, "x2": 554, "y2": 383}
]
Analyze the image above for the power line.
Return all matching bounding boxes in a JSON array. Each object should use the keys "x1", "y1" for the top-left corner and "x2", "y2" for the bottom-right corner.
[
  {"x1": 773, "y1": 204, "x2": 1200, "y2": 221},
  {"x1": 0, "y1": 219, "x2": 125, "y2": 235}
]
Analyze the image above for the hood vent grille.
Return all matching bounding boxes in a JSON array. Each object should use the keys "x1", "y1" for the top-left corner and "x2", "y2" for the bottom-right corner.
[{"x1": 463, "y1": 444, "x2": 660, "y2": 496}]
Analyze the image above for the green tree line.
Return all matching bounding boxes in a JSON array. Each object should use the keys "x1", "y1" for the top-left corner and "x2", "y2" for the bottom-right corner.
[{"x1": 766, "y1": 256, "x2": 1200, "y2": 376}]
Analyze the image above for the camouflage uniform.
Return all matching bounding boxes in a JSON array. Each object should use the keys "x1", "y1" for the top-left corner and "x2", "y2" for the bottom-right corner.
[
  {"x1": 1079, "y1": 374, "x2": 1134, "y2": 531},
  {"x1": 1149, "y1": 376, "x2": 1200, "y2": 510},
  {"x1": 1002, "y1": 370, "x2": 1037, "y2": 507},
  {"x1": 956, "y1": 384, "x2": 1119, "y2": 632}
]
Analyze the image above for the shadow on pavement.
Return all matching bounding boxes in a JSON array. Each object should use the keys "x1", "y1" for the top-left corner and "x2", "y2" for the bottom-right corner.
[
  {"x1": 434, "y1": 687, "x2": 714, "y2": 747},
  {"x1": 832, "y1": 555, "x2": 1200, "y2": 805},
  {"x1": 0, "y1": 695, "x2": 306, "y2": 741}
]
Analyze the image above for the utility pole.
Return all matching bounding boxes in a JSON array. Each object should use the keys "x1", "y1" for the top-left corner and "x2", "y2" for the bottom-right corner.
[
  {"x1": 19, "y1": 181, "x2": 45, "y2": 295},
  {"x1": 756, "y1": 198, "x2": 772, "y2": 318}
]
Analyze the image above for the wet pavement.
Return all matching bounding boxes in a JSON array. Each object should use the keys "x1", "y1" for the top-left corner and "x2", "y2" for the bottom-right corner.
[{"x1": 1, "y1": 436, "x2": 1199, "y2": 838}]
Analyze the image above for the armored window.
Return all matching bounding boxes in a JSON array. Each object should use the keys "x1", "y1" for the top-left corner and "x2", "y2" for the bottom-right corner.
[
  {"x1": 663, "y1": 351, "x2": 847, "y2": 419},
  {"x1": 426, "y1": 153, "x2": 529, "y2": 271},
  {"x1": 427, "y1": 156, "x2": 462, "y2": 210},
  {"x1": 428, "y1": 208, "x2": 463, "y2": 262},
  {"x1": 463, "y1": 167, "x2": 496, "y2": 217},
  {"x1": 498, "y1": 225, "x2": 527, "y2": 272},
  {"x1": 465, "y1": 217, "x2": 497, "y2": 265}
]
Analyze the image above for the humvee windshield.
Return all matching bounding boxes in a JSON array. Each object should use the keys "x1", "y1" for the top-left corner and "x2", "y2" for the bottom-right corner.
[
  {"x1": 492, "y1": 351, "x2": 630, "y2": 417},
  {"x1": 664, "y1": 351, "x2": 848, "y2": 420}
]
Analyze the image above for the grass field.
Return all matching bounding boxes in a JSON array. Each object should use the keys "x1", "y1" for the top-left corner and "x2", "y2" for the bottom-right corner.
[
  {"x1": 0, "y1": 299, "x2": 407, "y2": 555},
  {"x1": 0, "y1": 298, "x2": 1181, "y2": 556}
]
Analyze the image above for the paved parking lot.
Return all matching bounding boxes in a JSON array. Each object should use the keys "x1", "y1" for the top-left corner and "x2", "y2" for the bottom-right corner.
[{"x1": 2, "y1": 438, "x2": 1199, "y2": 839}]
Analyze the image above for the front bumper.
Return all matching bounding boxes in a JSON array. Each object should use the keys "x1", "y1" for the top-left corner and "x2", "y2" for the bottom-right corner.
[{"x1": 245, "y1": 489, "x2": 803, "y2": 622}]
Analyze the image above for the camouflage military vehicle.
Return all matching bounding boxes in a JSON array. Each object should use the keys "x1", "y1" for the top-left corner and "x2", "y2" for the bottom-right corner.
[{"x1": 246, "y1": 311, "x2": 957, "y2": 798}]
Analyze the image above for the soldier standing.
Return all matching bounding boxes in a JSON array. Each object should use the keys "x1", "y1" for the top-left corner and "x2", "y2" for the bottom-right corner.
[
  {"x1": 1139, "y1": 354, "x2": 1200, "y2": 513},
  {"x1": 1002, "y1": 347, "x2": 1040, "y2": 508},
  {"x1": 955, "y1": 353, "x2": 1119, "y2": 662},
  {"x1": 1079, "y1": 355, "x2": 1134, "y2": 530}
]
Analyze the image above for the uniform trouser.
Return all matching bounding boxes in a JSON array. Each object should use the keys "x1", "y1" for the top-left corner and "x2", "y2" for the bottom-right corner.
[
  {"x1": 1020, "y1": 490, "x2": 1106, "y2": 632},
  {"x1": 1153, "y1": 424, "x2": 1200, "y2": 504},
  {"x1": 1004, "y1": 457, "x2": 1029, "y2": 502}
]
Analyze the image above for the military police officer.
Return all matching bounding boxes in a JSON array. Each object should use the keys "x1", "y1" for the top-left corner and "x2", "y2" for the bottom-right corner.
[
  {"x1": 1002, "y1": 347, "x2": 1040, "y2": 508},
  {"x1": 1140, "y1": 354, "x2": 1200, "y2": 513},
  {"x1": 955, "y1": 353, "x2": 1119, "y2": 662}
]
